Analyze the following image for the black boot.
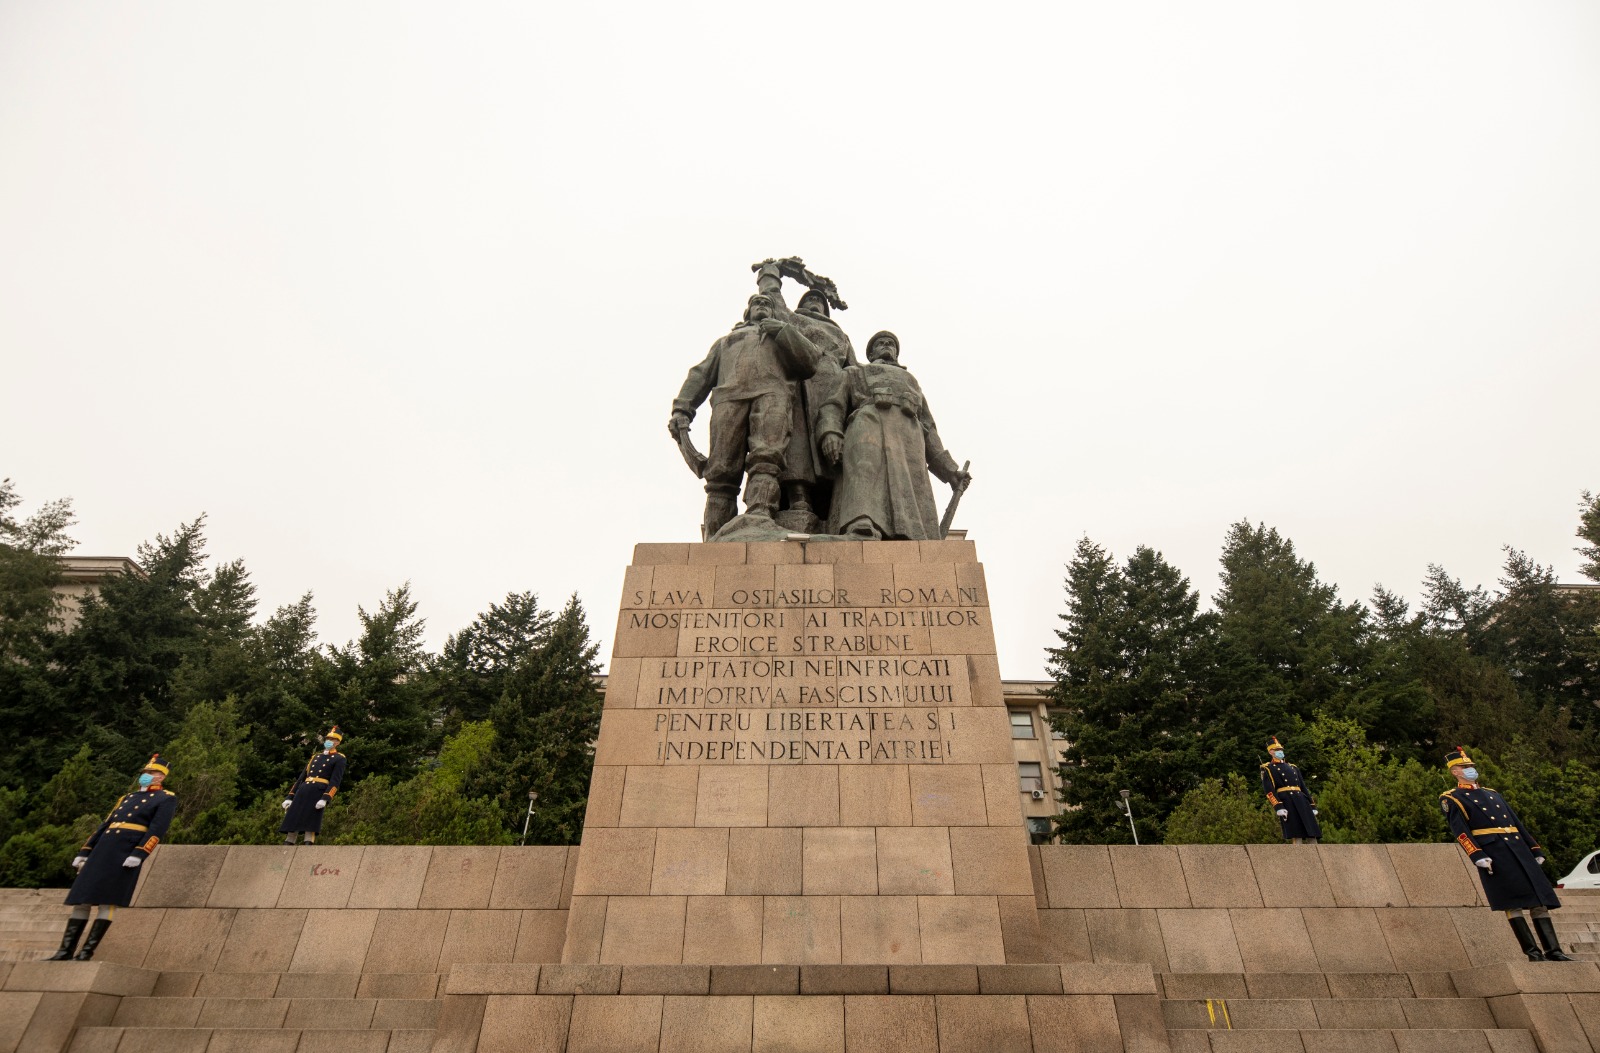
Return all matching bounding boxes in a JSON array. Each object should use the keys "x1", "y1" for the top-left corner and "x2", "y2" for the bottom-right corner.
[
  {"x1": 1509, "y1": 916, "x2": 1545, "y2": 962},
  {"x1": 72, "y1": 919, "x2": 111, "y2": 961},
  {"x1": 1534, "y1": 915, "x2": 1577, "y2": 961},
  {"x1": 45, "y1": 918, "x2": 86, "y2": 961}
]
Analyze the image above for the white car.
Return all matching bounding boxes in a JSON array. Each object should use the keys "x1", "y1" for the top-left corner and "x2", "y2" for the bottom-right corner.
[{"x1": 1556, "y1": 849, "x2": 1600, "y2": 890}]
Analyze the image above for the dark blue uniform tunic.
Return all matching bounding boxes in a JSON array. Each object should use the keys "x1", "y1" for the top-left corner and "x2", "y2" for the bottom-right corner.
[
  {"x1": 1440, "y1": 784, "x2": 1560, "y2": 912},
  {"x1": 66, "y1": 787, "x2": 177, "y2": 907},
  {"x1": 1261, "y1": 760, "x2": 1322, "y2": 840},
  {"x1": 280, "y1": 750, "x2": 347, "y2": 834}
]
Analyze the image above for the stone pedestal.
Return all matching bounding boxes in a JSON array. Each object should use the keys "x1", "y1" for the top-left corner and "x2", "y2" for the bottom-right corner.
[{"x1": 564, "y1": 539, "x2": 1039, "y2": 966}]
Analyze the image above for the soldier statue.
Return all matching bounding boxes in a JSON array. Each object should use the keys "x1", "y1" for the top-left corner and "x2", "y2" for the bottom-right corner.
[
  {"x1": 47, "y1": 754, "x2": 177, "y2": 961},
  {"x1": 752, "y1": 257, "x2": 858, "y2": 533},
  {"x1": 281, "y1": 727, "x2": 347, "y2": 845},
  {"x1": 1260, "y1": 735, "x2": 1321, "y2": 844},
  {"x1": 816, "y1": 331, "x2": 969, "y2": 540},
  {"x1": 670, "y1": 290, "x2": 825, "y2": 538},
  {"x1": 1440, "y1": 747, "x2": 1574, "y2": 962}
]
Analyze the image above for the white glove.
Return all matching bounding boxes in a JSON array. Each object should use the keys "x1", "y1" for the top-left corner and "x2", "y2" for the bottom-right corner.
[
  {"x1": 314, "y1": 799, "x2": 326, "y2": 810},
  {"x1": 72, "y1": 856, "x2": 87, "y2": 871},
  {"x1": 122, "y1": 856, "x2": 142, "y2": 869},
  {"x1": 1535, "y1": 856, "x2": 1545, "y2": 865},
  {"x1": 1312, "y1": 809, "x2": 1319, "y2": 816},
  {"x1": 1475, "y1": 858, "x2": 1493, "y2": 872},
  {"x1": 1276, "y1": 809, "x2": 1288, "y2": 819},
  {"x1": 282, "y1": 799, "x2": 293, "y2": 810}
]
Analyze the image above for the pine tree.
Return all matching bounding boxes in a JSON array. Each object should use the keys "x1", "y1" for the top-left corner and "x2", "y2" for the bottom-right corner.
[
  {"x1": 1047, "y1": 539, "x2": 1211, "y2": 844},
  {"x1": 463, "y1": 594, "x2": 603, "y2": 845},
  {"x1": 1577, "y1": 490, "x2": 1600, "y2": 584},
  {"x1": 318, "y1": 584, "x2": 435, "y2": 781},
  {"x1": 0, "y1": 481, "x2": 76, "y2": 783}
]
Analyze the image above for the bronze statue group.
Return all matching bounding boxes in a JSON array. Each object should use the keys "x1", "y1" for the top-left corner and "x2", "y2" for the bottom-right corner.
[
  {"x1": 669, "y1": 257, "x2": 972, "y2": 543},
  {"x1": 1260, "y1": 736, "x2": 1576, "y2": 963},
  {"x1": 43, "y1": 728, "x2": 347, "y2": 962}
]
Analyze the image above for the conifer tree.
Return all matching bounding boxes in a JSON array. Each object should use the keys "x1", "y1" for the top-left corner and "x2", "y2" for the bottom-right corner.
[
  {"x1": 0, "y1": 480, "x2": 76, "y2": 782},
  {"x1": 1047, "y1": 539, "x2": 1210, "y2": 843}
]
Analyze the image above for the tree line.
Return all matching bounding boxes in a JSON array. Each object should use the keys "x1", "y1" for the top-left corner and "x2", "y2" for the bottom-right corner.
[
  {"x1": 1046, "y1": 491, "x2": 1600, "y2": 874},
  {"x1": 0, "y1": 480, "x2": 603, "y2": 888}
]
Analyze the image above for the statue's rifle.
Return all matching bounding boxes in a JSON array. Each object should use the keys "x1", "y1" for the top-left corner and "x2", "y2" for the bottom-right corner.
[{"x1": 939, "y1": 461, "x2": 971, "y2": 539}]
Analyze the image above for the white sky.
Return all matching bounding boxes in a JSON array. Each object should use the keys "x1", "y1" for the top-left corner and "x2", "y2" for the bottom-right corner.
[{"x1": 3, "y1": 3, "x2": 1597, "y2": 679}]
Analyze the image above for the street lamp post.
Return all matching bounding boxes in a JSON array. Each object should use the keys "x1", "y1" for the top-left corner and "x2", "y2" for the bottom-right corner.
[
  {"x1": 520, "y1": 790, "x2": 539, "y2": 846},
  {"x1": 1118, "y1": 789, "x2": 1139, "y2": 845}
]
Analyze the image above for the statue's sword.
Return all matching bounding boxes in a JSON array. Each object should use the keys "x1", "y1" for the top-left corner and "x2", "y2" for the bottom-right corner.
[
  {"x1": 939, "y1": 461, "x2": 971, "y2": 538},
  {"x1": 675, "y1": 429, "x2": 708, "y2": 479}
]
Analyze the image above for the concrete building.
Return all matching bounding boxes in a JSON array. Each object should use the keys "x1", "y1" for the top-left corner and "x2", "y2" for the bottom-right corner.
[
  {"x1": 1004, "y1": 679, "x2": 1064, "y2": 843},
  {"x1": 53, "y1": 555, "x2": 141, "y2": 631}
]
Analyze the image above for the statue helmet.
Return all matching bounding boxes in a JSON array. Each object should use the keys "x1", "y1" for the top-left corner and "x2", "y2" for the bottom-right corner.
[
  {"x1": 797, "y1": 289, "x2": 831, "y2": 316},
  {"x1": 866, "y1": 331, "x2": 900, "y2": 360}
]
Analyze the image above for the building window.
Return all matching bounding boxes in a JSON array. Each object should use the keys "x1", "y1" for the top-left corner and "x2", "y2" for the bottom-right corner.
[
  {"x1": 1010, "y1": 710, "x2": 1036, "y2": 739},
  {"x1": 1018, "y1": 762, "x2": 1043, "y2": 793},
  {"x1": 1026, "y1": 817, "x2": 1053, "y2": 845}
]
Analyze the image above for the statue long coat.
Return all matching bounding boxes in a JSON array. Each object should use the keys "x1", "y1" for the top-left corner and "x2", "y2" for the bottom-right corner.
[{"x1": 817, "y1": 362, "x2": 960, "y2": 540}]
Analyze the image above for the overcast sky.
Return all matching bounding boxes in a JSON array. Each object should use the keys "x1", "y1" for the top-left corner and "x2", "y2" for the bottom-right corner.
[{"x1": 3, "y1": 3, "x2": 1597, "y2": 679}]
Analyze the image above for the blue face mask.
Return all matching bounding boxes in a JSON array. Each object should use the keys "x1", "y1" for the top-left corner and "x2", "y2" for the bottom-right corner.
[
  {"x1": 138, "y1": 773, "x2": 155, "y2": 788},
  {"x1": 1459, "y1": 767, "x2": 1478, "y2": 782},
  {"x1": 324, "y1": 740, "x2": 337, "y2": 750},
  {"x1": 1271, "y1": 750, "x2": 1284, "y2": 761}
]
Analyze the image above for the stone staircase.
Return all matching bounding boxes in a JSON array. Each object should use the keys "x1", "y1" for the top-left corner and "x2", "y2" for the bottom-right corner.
[
  {"x1": 0, "y1": 888, "x2": 72, "y2": 962},
  {"x1": 66, "y1": 968, "x2": 438, "y2": 1053},
  {"x1": 1556, "y1": 889, "x2": 1600, "y2": 963},
  {"x1": 1158, "y1": 969, "x2": 1534, "y2": 1051}
]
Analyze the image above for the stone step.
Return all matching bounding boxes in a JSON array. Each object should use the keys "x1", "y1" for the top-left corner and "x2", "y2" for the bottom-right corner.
[
  {"x1": 1160, "y1": 996, "x2": 1496, "y2": 1030},
  {"x1": 111, "y1": 996, "x2": 439, "y2": 1030},
  {"x1": 1166, "y1": 1027, "x2": 1537, "y2": 1052},
  {"x1": 69, "y1": 1027, "x2": 435, "y2": 1053},
  {"x1": 1157, "y1": 971, "x2": 1459, "y2": 1000},
  {"x1": 150, "y1": 972, "x2": 447, "y2": 1000}
]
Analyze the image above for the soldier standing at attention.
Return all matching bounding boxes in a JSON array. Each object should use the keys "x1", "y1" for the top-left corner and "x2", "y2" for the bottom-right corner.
[
  {"x1": 47, "y1": 754, "x2": 177, "y2": 961},
  {"x1": 1260, "y1": 735, "x2": 1321, "y2": 844},
  {"x1": 1440, "y1": 747, "x2": 1574, "y2": 962},
  {"x1": 280, "y1": 727, "x2": 347, "y2": 845}
]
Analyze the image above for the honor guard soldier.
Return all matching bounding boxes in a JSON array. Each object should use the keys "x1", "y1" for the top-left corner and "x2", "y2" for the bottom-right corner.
[
  {"x1": 1260, "y1": 736, "x2": 1321, "y2": 844},
  {"x1": 1440, "y1": 747, "x2": 1574, "y2": 962},
  {"x1": 280, "y1": 727, "x2": 346, "y2": 845},
  {"x1": 48, "y1": 754, "x2": 177, "y2": 961}
]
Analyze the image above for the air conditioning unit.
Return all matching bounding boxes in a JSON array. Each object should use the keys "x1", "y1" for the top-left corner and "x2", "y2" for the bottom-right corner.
[{"x1": 1030, "y1": 789, "x2": 1046, "y2": 800}]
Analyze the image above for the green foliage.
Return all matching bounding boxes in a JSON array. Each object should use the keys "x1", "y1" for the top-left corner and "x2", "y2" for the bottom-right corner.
[
  {"x1": 1164, "y1": 775, "x2": 1279, "y2": 844},
  {"x1": 0, "y1": 507, "x2": 609, "y2": 884},
  {"x1": 1051, "y1": 489, "x2": 1600, "y2": 857},
  {"x1": 1047, "y1": 539, "x2": 1210, "y2": 845},
  {"x1": 1300, "y1": 714, "x2": 1446, "y2": 845},
  {"x1": 463, "y1": 595, "x2": 605, "y2": 846},
  {"x1": 0, "y1": 481, "x2": 76, "y2": 781},
  {"x1": 328, "y1": 723, "x2": 511, "y2": 846},
  {"x1": 1578, "y1": 491, "x2": 1600, "y2": 584}
]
